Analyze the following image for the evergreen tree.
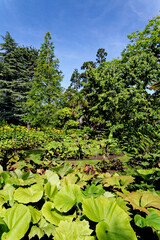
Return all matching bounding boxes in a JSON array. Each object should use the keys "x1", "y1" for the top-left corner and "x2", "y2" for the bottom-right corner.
[
  {"x1": 0, "y1": 32, "x2": 18, "y2": 122},
  {"x1": 96, "y1": 48, "x2": 107, "y2": 64},
  {"x1": 24, "y1": 31, "x2": 63, "y2": 126},
  {"x1": 0, "y1": 32, "x2": 38, "y2": 123},
  {"x1": 69, "y1": 69, "x2": 81, "y2": 92}
]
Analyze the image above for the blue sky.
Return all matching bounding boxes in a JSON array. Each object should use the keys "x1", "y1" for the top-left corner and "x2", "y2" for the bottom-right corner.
[{"x1": 0, "y1": 0, "x2": 160, "y2": 88}]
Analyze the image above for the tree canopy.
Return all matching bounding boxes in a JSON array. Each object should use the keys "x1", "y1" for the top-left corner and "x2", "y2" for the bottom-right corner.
[
  {"x1": 23, "y1": 31, "x2": 63, "y2": 127},
  {"x1": 0, "y1": 32, "x2": 38, "y2": 123},
  {"x1": 0, "y1": 15, "x2": 159, "y2": 151}
]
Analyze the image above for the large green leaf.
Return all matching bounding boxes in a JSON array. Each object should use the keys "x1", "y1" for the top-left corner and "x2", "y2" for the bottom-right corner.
[
  {"x1": 141, "y1": 192, "x2": 160, "y2": 210},
  {"x1": 45, "y1": 170, "x2": 60, "y2": 187},
  {"x1": 29, "y1": 217, "x2": 55, "y2": 239},
  {"x1": 14, "y1": 184, "x2": 43, "y2": 203},
  {"x1": 83, "y1": 184, "x2": 105, "y2": 198},
  {"x1": 60, "y1": 173, "x2": 78, "y2": 187},
  {"x1": 42, "y1": 201, "x2": 75, "y2": 226},
  {"x1": 135, "y1": 209, "x2": 160, "y2": 231},
  {"x1": 146, "y1": 209, "x2": 160, "y2": 230},
  {"x1": 54, "y1": 184, "x2": 85, "y2": 212},
  {"x1": 28, "y1": 205, "x2": 41, "y2": 224},
  {"x1": 45, "y1": 182, "x2": 58, "y2": 200},
  {"x1": 29, "y1": 225, "x2": 44, "y2": 239},
  {"x1": 137, "y1": 168, "x2": 159, "y2": 180},
  {"x1": 0, "y1": 184, "x2": 15, "y2": 206},
  {"x1": 2, "y1": 204, "x2": 31, "y2": 240},
  {"x1": 134, "y1": 214, "x2": 147, "y2": 228},
  {"x1": 52, "y1": 162, "x2": 73, "y2": 178},
  {"x1": 53, "y1": 220, "x2": 93, "y2": 240},
  {"x1": 2, "y1": 171, "x2": 44, "y2": 187},
  {"x1": 38, "y1": 217, "x2": 56, "y2": 237},
  {"x1": 83, "y1": 196, "x2": 137, "y2": 240},
  {"x1": 103, "y1": 175, "x2": 134, "y2": 189},
  {"x1": 121, "y1": 191, "x2": 160, "y2": 214}
]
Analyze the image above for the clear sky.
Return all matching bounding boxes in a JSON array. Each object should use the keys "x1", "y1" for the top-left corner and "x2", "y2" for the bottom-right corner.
[{"x1": 0, "y1": 0, "x2": 160, "y2": 88}]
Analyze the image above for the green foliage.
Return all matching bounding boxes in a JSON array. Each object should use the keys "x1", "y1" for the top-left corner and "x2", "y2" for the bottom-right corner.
[
  {"x1": 83, "y1": 196, "x2": 137, "y2": 240},
  {"x1": 42, "y1": 201, "x2": 75, "y2": 226},
  {"x1": 149, "y1": 80, "x2": 160, "y2": 90},
  {"x1": 134, "y1": 209, "x2": 160, "y2": 231},
  {"x1": 0, "y1": 15, "x2": 160, "y2": 240},
  {"x1": 14, "y1": 183, "x2": 43, "y2": 203},
  {"x1": 54, "y1": 220, "x2": 93, "y2": 240},
  {"x1": 2, "y1": 204, "x2": 31, "y2": 240},
  {"x1": 0, "y1": 32, "x2": 38, "y2": 124},
  {"x1": 23, "y1": 31, "x2": 63, "y2": 127},
  {"x1": 0, "y1": 160, "x2": 158, "y2": 239}
]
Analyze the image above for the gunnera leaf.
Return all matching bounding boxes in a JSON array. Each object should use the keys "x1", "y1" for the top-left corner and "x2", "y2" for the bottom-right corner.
[
  {"x1": 53, "y1": 220, "x2": 93, "y2": 240},
  {"x1": 60, "y1": 173, "x2": 78, "y2": 187},
  {"x1": 45, "y1": 182, "x2": 58, "y2": 200},
  {"x1": 134, "y1": 209, "x2": 160, "y2": 231},
  {"x1": 146, "y1": 209, "x2": 160, "y2": 230},
  {"x1": 121, "y1": 191, "x2": 160, "y2": 214},
  {"x1": 134, "y1": 214, "x2": 147, "y2": 228},
  {"x1": 83, "y1": 184, "x2": 105, "y2": 198},
  {"x1": 29, "y1": 225, "x2": 44, "y2": 239},
  {"x1": 103, "y1": 175, "x2": 134, "y2": 189},
  {"x1": 38, "y1": 217, "x2": 56, "y2": 237},
  {"x1": 137, "y1": 168, "x2": 159, "y2": 180},
  {"x1": 2, "y1": 204, "x2": 31, "y2": 240},
  {"x1": 52, "y1": 162, "x2": 73, "y2": 178},
  {"x1": 45, "y1": 170, "x2": 60, "y2": 187},
  {"x1": 83, "y1": 196, "x2": 137, "y2": 240},
  {"x1": 54, "y1": 184, "x2": 85, "y2": 212},
  {"x1": 14, "y1": 184, "x2": 43, "y2": 203},
  {"x1": 28, "y1": 205, "x2": 41, "y2": 224},
  {"x1": 42, "y1": 201, "x2": 75, "y2": 226}
]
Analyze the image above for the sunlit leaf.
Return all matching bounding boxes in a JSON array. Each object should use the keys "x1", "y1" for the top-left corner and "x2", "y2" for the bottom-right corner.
[
  {"x1": 54, "y1": 184, "x2": 85, "y2": 212},
  {"x1": 60, "y1": 173, "x2": 78, "y2": 186},
  {"x1": 42, "y1": 201, "x2": 75, "y2": 225},
  {"x1": 53, "y1": 220, "x2": 93, "y2": 240},
  {"x1": 2, "y1": 204, "x2": 31, "y2": 240},
  {"x1": 28, "y1": 205, "x2": 41, "y2": 224},
  {"x1": 14, "y1": 184, "x2": 43, "y2": 203},
  {"x1": 45, "y1": 170, "x2": 60, "y2": 187},
  {"x1": 45, "y1": 182, "x2": 58, "y2": 200},
  {"x1": 83, "y1": 196, "x2": 137, "y2": 240}
]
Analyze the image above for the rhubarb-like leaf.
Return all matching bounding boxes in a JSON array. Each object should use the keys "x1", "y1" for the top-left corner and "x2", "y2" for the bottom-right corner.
[
  {"x1": 42, "y1": 201, "x2": 75, "y2": 225},
  {"x1": 52, "y1": 162, "x2": 73, "y2": 178},
  {"x1": 54, "y1": 184, "x2": 85, "y2": 212},
  {"x1": 83, "y1": 184, "x2": 105, "y2": 198},
  {"x1": 83, "y1": 196, "x2": 137, "y2": 240},
  {"x1": 53, "y1": 220, "x2": 93, "y2": 240},
  {"x1": 45, "y1": 170, "x2": 60, "y2": 187},
  {"x1": 45, "y1": 182, "x2": 58, "y2": 200},
  {"x1": 29, "y1": 225, "x2": 44, "y2": 239},
  {"x1": 141, "y1": 192, "x2": 160, "y2": 210},
  {"x1": 14, "y1": 184, "x2": 43, "y2": 203},
  {"x1": 2, "y1": 204, "x2": 31, "y2": 240},
  {"x1": 28, "y1": 205, "x2": 41, "y2": 224},
  {"x1": 134, "y1": 215, "x2": 146, "y2": 228},
  {"x1": 60, "y1": 173, "x2": 78, "y2": 186},
  {"x1": 103, "y1": 175, "x2": 134, "y2": 189},
  {"x1": 121, "y1": 191, "x2": 160, "y2": 214},
  {"x1": 137, "y1": 168, "x2": 159, "y2": 180}
]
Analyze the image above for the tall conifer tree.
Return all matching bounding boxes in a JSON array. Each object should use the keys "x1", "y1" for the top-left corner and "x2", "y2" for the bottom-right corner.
[
  {"x1": 0, "y1": 32, "x2": 38, "y2": 123},
  {"x1": 24, "y1": 31, "x2": 63, "y2": 126}
]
